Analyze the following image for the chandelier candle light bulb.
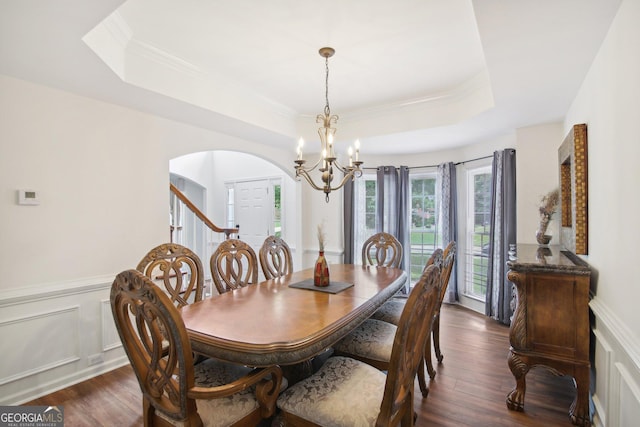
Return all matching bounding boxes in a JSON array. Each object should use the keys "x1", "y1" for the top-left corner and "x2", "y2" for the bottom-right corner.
[{"x1": 297, "y1": 138, "x2": 304, "y2": 160}]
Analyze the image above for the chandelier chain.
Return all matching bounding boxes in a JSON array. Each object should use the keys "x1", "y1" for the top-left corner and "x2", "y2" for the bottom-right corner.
[{"x1": 324, "y1": 55, "x2": 330, "y2": 116}]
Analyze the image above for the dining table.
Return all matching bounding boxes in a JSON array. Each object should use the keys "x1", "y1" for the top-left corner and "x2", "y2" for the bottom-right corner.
[{"x1": 180, "y1": 264, "x2": 407, "y2": 367}]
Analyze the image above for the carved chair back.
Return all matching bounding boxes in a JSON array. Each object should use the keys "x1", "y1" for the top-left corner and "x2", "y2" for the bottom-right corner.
[
  {"x1": 377, "y1": 264, "x2": 441, "y2": 425},
  {"x1": 437, "y1": 241, "x2": 457, "y2": 313},
  {"x1": 259, "y1": 236, "x2": 293, "y2": 280},
  {"x1": 111, "y1": 270, "x2": 283, "y2": 426},
  {"x1": 136, "y1": 243, "x2": 204, "y2": 308},
  {"x1": 210, "y1": 239, "x2": 259, "y2": 294},
  {"x1": 111, "y1": 269, "x2": 201, "y2": 425},
  {"x1": 362, "y1": 232, "x2": 403, "y2": 268}
]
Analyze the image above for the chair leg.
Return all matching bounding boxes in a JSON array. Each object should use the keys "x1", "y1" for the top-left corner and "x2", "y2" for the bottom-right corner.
[
  {"x1": 433, "y1": 314, "x2": 443, "y2": 363},
  {"x1": 417, "y1": 356, "x2": 430, "y2": 398},
  {"x1": 142, "y1": 397, "x2": 154, "y2": 427},
  {"x1": 425, "y1": 333, "x2": 436, "y2": 380}
]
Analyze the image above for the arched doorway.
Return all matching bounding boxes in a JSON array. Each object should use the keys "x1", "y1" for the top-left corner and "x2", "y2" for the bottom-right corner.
[{"x1": 169, "y1": 150, "x2": 299, "y2": 285}]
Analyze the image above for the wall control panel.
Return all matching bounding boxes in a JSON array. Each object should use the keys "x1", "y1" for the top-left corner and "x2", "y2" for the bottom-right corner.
[{"x1": 17, "y1": 190, "x2": 40, "y2": 205}]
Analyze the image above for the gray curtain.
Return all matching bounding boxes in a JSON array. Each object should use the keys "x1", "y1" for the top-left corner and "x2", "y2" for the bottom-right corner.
[
  {"x1": 343, "y1": 178, "x2": 355, "y2": 264},
  {"x1": 437, "y1": 162, "x2": 458, "y2": 303},
  {"x1": 485, "y1": 149, "x2": 517, "y2": 325},
  {"x1": 377, "y1": 166, "x2": 410, "y2": 292}
]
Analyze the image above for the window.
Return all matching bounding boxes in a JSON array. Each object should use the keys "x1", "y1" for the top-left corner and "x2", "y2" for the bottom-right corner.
[
  {"x1": 464, "y1": 166, "x2": 491, "y2": 300},
  {"x1": 226, "y1": 185, "x2": 235, "y2": 229},
  {"x1": 273, "y1": 183, "x2": 281, "y2": 237},
  {"x1": 353, "y1": 175, "x2": 377, "y2": 264},
  {"x1": 353, "y1": 172, "x2": 441, "y2": 285},
  {"x1": 409, "y1": 174, "x2": 439, "y2": 283}
]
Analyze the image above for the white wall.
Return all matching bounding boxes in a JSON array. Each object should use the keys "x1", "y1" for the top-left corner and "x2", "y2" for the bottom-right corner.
[{"x1": 564, "y1": 0, "x2": 640, "y2": 425}]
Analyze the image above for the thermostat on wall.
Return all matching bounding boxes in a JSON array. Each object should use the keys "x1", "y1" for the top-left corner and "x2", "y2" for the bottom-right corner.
[{"x1": 17, "y1": 189, "x2": 40, "y2": 205}]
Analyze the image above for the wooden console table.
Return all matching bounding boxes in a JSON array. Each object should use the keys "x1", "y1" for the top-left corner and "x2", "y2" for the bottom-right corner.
[{"x1": 506, "y1": 244, "x2": 591, "y2": 426}]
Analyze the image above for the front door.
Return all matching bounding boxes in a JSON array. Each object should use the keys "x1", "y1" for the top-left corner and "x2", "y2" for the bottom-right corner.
[{"x1": 234, "y1": 179, "x2": 271, "y2": 256}]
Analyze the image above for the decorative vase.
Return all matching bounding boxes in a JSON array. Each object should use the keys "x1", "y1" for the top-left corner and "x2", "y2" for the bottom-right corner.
[
  {"x1": 536, "y1": 214, "x2": 552, "y2": 246},
  {"x1": 314, "y1": 251, "x2": 330, "y2": 287},
  {"x1": 535, "y1": 230, "x2": 552, "y2": 246}
]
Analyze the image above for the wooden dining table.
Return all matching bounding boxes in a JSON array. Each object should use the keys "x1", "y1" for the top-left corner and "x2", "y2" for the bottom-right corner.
[{"x1": 180, "y1": 264, "x2": 407, "y2": 367}]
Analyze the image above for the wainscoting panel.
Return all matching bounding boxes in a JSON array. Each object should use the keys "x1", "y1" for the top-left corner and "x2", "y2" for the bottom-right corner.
[
  {"x1": 0, "y1": 306, "x2": 80, "y2": 385},
  {"x1": 0, "y1": 275, "x2": 129, "y2": 405},
  {"x1": 101, "y1": 299, "x2": 121, "y2": 351},
  {"x1": 616, "y1": 363, "x2": 640, "y2": 427},
  {"x1": 590, "y1": 298, "x2": 640, "y2": 427},
  {"x1": 591, "y1": 329, "x2": 612, "y2": 427}
]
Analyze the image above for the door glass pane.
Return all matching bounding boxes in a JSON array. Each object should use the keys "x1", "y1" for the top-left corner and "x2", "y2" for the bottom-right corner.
[{"x1": 465, "y1": 168, "x2": 491, "y2": 300}]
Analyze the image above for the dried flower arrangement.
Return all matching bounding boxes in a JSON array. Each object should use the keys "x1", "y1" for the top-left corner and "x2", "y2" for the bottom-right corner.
[
  {"x1": 539, "y1": 188, "x2": 560, "y2": 220},
  {"x1": 536, "y1": 188, "x2": 560, "y2": 245},
  {"x1": 317, "y1": 223, "x2": 326, "y2": 252}
]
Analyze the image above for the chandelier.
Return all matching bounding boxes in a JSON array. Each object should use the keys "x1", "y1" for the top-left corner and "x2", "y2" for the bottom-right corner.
[{"x1": 295, "y1": 47, "x2": 363, "y2": 202}]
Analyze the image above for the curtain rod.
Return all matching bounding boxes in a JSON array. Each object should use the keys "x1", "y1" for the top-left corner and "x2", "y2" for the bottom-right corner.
[{"x1": 362, "y1": 154, "x2": 493, "y2": 171}]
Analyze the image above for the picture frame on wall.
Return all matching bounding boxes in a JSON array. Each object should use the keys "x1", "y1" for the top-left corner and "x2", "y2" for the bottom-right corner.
[{"x1": 558, "y1": 123, "x2": 588, "y2": 255}]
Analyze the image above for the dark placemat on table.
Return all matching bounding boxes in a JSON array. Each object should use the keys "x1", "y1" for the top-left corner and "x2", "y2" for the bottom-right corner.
[{"x1": 288, "y1": 278, "x2": 354, "y2": 294}]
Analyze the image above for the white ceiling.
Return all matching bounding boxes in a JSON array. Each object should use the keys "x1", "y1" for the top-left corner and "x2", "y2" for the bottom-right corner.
[{"x1": 0, "y1": 0, "x2": 622, "y2": 155}]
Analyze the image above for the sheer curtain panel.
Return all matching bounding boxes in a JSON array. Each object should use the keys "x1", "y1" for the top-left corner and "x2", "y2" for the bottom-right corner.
[{"x1": 437, "y1": 162, "x2": 458, "y2": 303}]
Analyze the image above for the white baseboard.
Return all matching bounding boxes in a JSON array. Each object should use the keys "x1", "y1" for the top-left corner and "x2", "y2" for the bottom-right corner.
[{"x1": 5, "y1": 356, "x2": 130, "y2": 405}]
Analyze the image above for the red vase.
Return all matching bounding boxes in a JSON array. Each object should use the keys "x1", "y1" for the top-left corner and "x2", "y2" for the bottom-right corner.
[{"x1": 314, "y1": 251, "x2": 330, "y2": 287}]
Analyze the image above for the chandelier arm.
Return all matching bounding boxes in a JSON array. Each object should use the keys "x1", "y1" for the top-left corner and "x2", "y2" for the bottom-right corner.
[
  {"x1": 333, "y1": 160, "x2": 355, "y2": 174},
  {"x1": 326, "y1": 169, "x2": 361, "y2": 192},
  {"x1": 295, "y1": 169, "x2": 327, "y2": 192},
  {"x1": 298, "y1": 158, "x2": 322, "y2": 173}
]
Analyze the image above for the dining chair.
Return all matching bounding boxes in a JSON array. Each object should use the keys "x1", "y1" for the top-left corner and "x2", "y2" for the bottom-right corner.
[
  {"x1": 276, "y1": 264, "x2": 441, "y2": 426},
  {"x1": 332, "y1": 249, "x2": 442, "y2": 398},
  {"x1": 210, "y1": 239, "x2": 259, "y2": 294},
  {"x1": 362, "y1": 231, "x2": 403, "y2": 268},
  {"x1": 363, "y1": 243, "x2": 456, "y2": 387},
  {"x1": 110, "y1": 269, "x2": 283, "y2": 427},
  {"x1": 259, "y1": 235, "x2": 293, "y2": 280},
  {"x1": 136, "y1": 243, "x2": 204, "y2": 307},
  {"x1": 431, "y1": 241, "x2": 457, "y2": 369}
]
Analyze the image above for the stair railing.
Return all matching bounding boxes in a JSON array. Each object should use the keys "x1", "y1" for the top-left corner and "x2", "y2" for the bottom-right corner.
[{"x1": 169, "y1": 183, "x2": 238, "y2": 240}]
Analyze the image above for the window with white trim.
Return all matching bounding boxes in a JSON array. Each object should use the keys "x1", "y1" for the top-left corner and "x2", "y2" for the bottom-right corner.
[{"x1": 464, "y1": 166, "x2": 491, "y2": 300}]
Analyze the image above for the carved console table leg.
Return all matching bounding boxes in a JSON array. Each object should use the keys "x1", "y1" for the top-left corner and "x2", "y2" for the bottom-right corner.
[
  {"x1": 569, "y1": 365, "x2": 591, "y2": 427},
  {"x1": 506, "y1": 350, "x2": 529, "y2": 411}
]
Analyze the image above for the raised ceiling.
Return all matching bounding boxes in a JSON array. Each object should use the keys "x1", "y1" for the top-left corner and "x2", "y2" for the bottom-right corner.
[{"x1": 0, "y1": 0, "x2": 622, "y2": 154}]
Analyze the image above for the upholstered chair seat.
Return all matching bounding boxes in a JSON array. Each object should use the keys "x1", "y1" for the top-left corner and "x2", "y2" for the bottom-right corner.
[
  {"x1": 369, "y1": 297, "x2": 406, "y2": 325},
  {"x1": 332, "y1": 319, "x2": 397, "y2": 369},
  {"x1": 276, "y1": 356, "x2": 386, "y2": 426},
  {"x1": 155, "y1": 359, "x2": 260, "y2": 427}
]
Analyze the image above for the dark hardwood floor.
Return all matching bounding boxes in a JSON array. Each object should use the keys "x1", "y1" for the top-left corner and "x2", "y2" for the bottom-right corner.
[{"x1": 26, "y1": 304, "x2": 580, "y2": 426}]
